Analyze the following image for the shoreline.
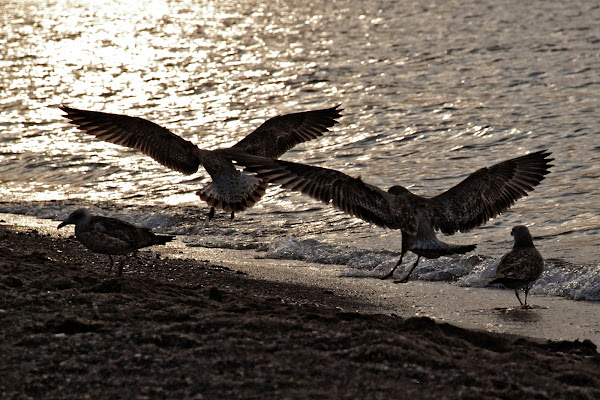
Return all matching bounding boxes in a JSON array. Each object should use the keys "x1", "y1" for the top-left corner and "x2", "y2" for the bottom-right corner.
[
  {"x1": 175, "y1": 244, "x2": 600, "y2": 345},
  {"x1": 6, "y1": 212, "x2": 597, "y2": 344},
  {"x1": 1, "y1": 215, "x2": 600, "y2": 398}
]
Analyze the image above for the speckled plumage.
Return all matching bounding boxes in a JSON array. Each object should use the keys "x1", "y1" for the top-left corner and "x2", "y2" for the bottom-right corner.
[
  {"x1": 58, "y1": 209, "x2": 174, "y2": 275},
  {"x1": 59, "y1": 105, "x2": 342, "y2": 219},
  {"x1": 225, "y1": 150, "x2": 553, "y2": 282},
  {"x1": 490, "y1": 225, "x2": 544, "y2": 307}
]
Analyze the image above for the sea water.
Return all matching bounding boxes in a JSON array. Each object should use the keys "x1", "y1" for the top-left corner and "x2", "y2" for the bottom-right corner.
[{"x1": 1, "y1": 0, "x2": 599, "y2": 301}]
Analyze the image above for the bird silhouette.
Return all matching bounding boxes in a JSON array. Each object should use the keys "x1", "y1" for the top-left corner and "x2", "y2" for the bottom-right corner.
[
  {"x1": 489, "y1": 225, "x2": 544, "y2": 307},
  {"x1": 60, "y1": 105, "x2": 342, "y2": 220},
  {"x1": 225, "y1": 149, "x2": 553, "y2": 282},
  {"x1": 58, "y1": 208, "x2": 174, "y2": 276}
]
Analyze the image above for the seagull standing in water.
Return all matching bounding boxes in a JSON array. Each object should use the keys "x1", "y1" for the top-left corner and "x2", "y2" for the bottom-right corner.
[
  {"x1": 225, "y1": 149, "x2": 553, "y2": 283},
  {"x1": 489, "y1": 225, "x2": 544, "y2": 308},
  {"x1": 59, "y1": 105, "x2": 342, "y2": 220},
  {"x1": 58, "y1": 208, "x2": 174, "y2": 276}
]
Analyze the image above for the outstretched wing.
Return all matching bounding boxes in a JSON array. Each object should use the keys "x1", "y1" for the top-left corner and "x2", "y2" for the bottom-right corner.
[
  {"x1": 431, "y1": 150, "x2": 553, "y2": 235},
  {"x1": 231, "y1": 105, "x2": 342, "y2": 158},
  {"x1": 60, "y1": 105, "x2": 202, "y2": 174},
  {"x1": 225, "y1": 151, "x2": 418, "y2": 233}
]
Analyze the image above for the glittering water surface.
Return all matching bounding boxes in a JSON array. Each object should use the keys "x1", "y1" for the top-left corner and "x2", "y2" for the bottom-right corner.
[{"x1": 1, "y1": 0, "x2": 599, "y2": 299}]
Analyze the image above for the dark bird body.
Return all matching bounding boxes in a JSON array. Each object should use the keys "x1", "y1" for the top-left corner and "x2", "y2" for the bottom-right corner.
[
  {"x1": 489, "y1": 225, "x2": 544, "y2": 307},
  {"x1": 58, "y1": 208, "x2": 174, "y2": 276},
  {"x1": 59, "y1": 105, "x2": 342, "y2": 220},
  {"x1": 225, "y1": 149, "x2": 553, "y2": 282}
]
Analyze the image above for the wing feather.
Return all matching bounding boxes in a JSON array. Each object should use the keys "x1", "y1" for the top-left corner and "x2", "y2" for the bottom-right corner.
[
  {"x1": 60, "y1": 105, "x2": 201, "y2": 174},
  {"x1": 431, "y1": 150, "x2": 553, "y2": 234},
  {"x1": 225, "y1": 151, "x2": 417, "y2": 232},
  {"x1": 231, "y1": 105, "x2": 342, "y2": 158}
]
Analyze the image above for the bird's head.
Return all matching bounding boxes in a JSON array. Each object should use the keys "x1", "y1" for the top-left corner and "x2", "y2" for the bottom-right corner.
[
  {"x1": 58, "y1": 208, "x2": 91, "y2": 229},
  {"x1": 388, "y1": 185, "x2": 410, "y2": 196},
  {"x1": 511, "y1": 225, "x2": 534, "y2": 247}
]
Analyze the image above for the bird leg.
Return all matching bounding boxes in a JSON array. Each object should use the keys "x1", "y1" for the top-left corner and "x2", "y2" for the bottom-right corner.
[
  {"x1": 380, "y1": 253, "x2": 404, "y2": 280},
  {"x1": 230, "y1": 211, "x2": 235, "y2": 220},
  {"x1": 394, "y1": 256, "x2": 421, "y2": 284},
  {"x1": 117, "y1": 256, "x2": 126, "y2": 277},
  {"x1": 522, "y1": 283, "x2": 532, "y2": 308},
  {"x1": 107, "y1": 255, "x2": 115, "y2": 275},
  {"x1": 207, "y1": 207, "x2": 216, "y2": 221},
  {"x1": 514, "y1": 289, "x2": 524, "y2": 306}
]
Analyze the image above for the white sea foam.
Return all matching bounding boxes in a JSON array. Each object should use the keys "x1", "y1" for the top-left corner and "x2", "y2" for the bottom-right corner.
[{"x1": 262, "y1": 236, "x2": 600, "y2": 302}]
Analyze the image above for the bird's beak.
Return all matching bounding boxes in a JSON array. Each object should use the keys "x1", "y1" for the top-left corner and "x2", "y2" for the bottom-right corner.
[{"x1": 57, "y1": 221, "x2": 67, "y2": 229}]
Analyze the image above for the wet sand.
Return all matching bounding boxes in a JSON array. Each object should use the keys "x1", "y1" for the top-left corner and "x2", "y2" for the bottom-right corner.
[
  {"x1": 1, "y1": 215, "x2": 599, "y2": 399},
  {"x1": 179, "y1": 245, "x2": 600, "y2": 345}
]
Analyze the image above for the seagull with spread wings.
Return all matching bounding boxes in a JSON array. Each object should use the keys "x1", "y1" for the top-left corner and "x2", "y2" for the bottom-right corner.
[
  {"x1": 224, "y1": 149, "x2": 553, "y2": 282},
  {"x1": 59, "y1": 105, "x2": 342, "y2": 220}
]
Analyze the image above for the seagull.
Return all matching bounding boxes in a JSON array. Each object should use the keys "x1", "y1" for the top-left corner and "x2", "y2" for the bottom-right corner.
[
  {"x1": 224, "y1": 149, "x2": 553, "y2": 282},
  {"x1": 59, "y1": 104, "x2": 342, "y2": 220},
  {"x1": 489, "y1": 225, "x2": 544, "y2": 308},
  {"x1": 58, "y1": 208, "x2": 175, "y2": 276}
]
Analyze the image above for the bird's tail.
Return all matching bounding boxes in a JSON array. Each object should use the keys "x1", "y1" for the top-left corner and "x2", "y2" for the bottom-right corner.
[
  {"x1": 197, "y1": 174, "x2": 268, "y2": 213},
  {"x1": 410, "y1": 239, "x2": 476, "y2": 259},
  {"x1": 488, "y1": 277, "x2": 502, "y2": 285},
  {"x1": 155, "y1": 234, "x2": 175, "y2": 245}
]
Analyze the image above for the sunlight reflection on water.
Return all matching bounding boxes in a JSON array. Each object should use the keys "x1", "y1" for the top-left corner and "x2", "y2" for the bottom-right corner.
[{"x1": 1, "y1": 0, "x2": 599, "y2": 266}]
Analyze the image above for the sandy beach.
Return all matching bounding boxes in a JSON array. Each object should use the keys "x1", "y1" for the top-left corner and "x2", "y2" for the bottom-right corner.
[
  {"x1": 1, "y1": 215, "x2": 599, "y2": 399},
  {"x1": 3, "y1": 0, "x2": 600, "y2": 397}
]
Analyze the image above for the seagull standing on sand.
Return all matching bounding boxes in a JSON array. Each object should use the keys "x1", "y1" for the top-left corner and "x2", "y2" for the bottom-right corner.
[
  {"x1": 489, "y1": 225, "x2": 544, "y2": 308},
  {"x1": 58, "y1": 208, "x2": 174, "y2": 276},
  {"x1": 224, "y1": 149, "x2": 553, "y2": 283},
  {"x1": 59, "y1": 105, "x2": 342, "y2": 220}
]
